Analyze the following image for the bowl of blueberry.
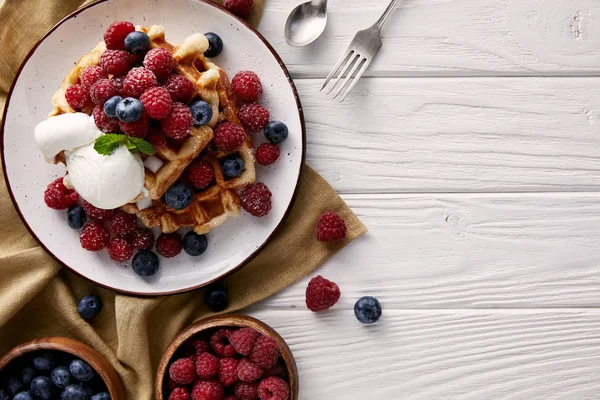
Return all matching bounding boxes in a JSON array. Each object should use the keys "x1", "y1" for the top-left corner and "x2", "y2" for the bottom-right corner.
[{"x1": 0, "y1": 337, "x2": 125, "y2": 400}]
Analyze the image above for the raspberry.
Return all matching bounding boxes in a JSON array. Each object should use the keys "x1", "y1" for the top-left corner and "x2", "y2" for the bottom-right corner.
[
  {"x1": 191, "y1": 380, "x2": 224, "y2": 400},
  {"x1": 161, "y1": 102, "x2": 193, "y2": 139},
  {"x1": 187, "y1": 159, "x2": 214, "y2": 189},
  {"x1": 316, "y1": 211, "x2": 347, "y2": 242},
  {"x1": 240, "y1": 183, "x2": 272, "y2": 218},
  {"x1": 219, "y1": 358, "x2": 240, "y2": 387},
  {"x1": 120, "y1": 113, "x2": 150, "y2": 137},
  {"x1": 185, "y1": 337, "x2": 211, "y2": 356},
  {"x1": 80, "y1": 222, "x2": 110, "y2": 251},
  {"x1": 255, "y1": 143, "x2": 279, "y2": 166},
  {"x1": 223, "y1": 0, "x2": 254, "y2": 16},
  {"x1": 257, "y1": 377, "x2": 289, "y2": 400},
  {"x1": 145, "y1": 127, "x2": 168, "y2": 150},
  {"x1": 92, "y1": 104, "x2": 119, "y2": 133},
  {"x1": 83, "y1": 200, "x2": 115, "y2": 221},
  {"x1": 263, "y1": 363, "x2": 286, "y2": 379},
  {"x1": 196, "y1": 352, "x2": 219, "y2": 379},
  {"x1": 235, "y1": 382, "x2": 258, "y2": 400},
  {"x1": 169, "y1": 388, "x2": 191, "y2": 400},
  {"x1": 230, "y1": 328, "x2": 259, "y2": 356},
  {"x1": 140, "y1": 87, "x2": 173, "y2": 120},
  {"x1": 80, "y1": 66, "x2": 107, "y2": 90},
  {"x1": 107, "y1": 238, "x2": 134, "y2": 262},
  {"x1": 131, "y1": 227, "x2": 155, "y2": 250},
  {"x1": 143, "y1": 47, "x2": 175, "y2": 79},
  {"x1": 210, "y1": 328, "x2": 236, "y2": 357},
  {"x1": 90, "y1": 78, "x2": 117, "y2": 105},
  {"x1": 231, "y1": 71, "x2": 262, "y2": 103},
  {"x1": 305, "y1": 275, "x2": 341, "y2": 312},
  {"x1": 169, "y1": 358, "x2": 196, "y2": 385},
  {"x1": 162, "y1": 74, "x2": 195, "y2": 103},
  {"x1": 111, "y1": 77, "x2": 125, "y2": 96},
  {"x1": 43, "y1": 177, "x2": 78, "y2": 209},
  {"x1": 168, "y1": 378, "x2": 184, "y2": 392},
  {"x1": 104, "y1": 21, "x2": 135, "y2": 50},
  {"x1": 250, "y1": 336, "x2": 278, "y2": 369},
  {"x1": 123, "y1": 67, "x2": 158, "y2": 98},
  {"x1": 237, "y1": 103, "x2": 269, "y2": 132},
  {"x1": 237, "y1": 358, "x2": 263, "y2": 383},
  {"x1": 65, "y1": 84, "x2": 91, "y2": 110},
  {"x1": 213, "y1": 122, "x2": 246, "y2": 152},
  {"x1": 156, "y1": 232, "x2": 182, "y2": 258},
  {"x1": 100, "y1": 49, "x2": 131, "y2": 76},
  {"x1": 109, "y1": 210, "x2": 136, "y2": 237}
]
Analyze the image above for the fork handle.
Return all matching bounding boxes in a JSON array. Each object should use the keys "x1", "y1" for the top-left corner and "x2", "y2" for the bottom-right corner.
[{"x1": 373, "y1": 0, "x2": 400, "y2": 31}]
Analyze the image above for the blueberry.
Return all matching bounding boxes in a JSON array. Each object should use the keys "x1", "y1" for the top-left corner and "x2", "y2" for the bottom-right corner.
[
  {"x1": 21, "y1": 367, "x2": 36, "y2": 385},
  {"x1": 91, "y1": 393, "x2": 110, "y2": 400},
  {"x1": 13, "y1": 392, "x2": 33, "y2": 400},
  {"x1": 264, "y1": 121, "x2": 289, "y2": 144},
  {"x1": 124, "y1": 31, "x2": 150, "y2": 54},
  {"x1": 204, "y1": 284, "x2": 228, "y2": 312},
  {"x1": 77, "y1": 295, "x2": 103, "y2": 320},
  {"x1": 103, "y1": 96, "x2": 123, "y2": 119},
  {"x1": 115, "y1": 97, "x2": 144, "y2": 123},
  {"x1": 50, "y1": 366, "x2": 72, "y2": 389},
  {"x1": 78, "y1": 382, "x2": 94, "y2": 397},
  {"x1": 30, "y1": 376, "x2": 53, "y2": 400},
  {"x1": 221, "y1": 156, "x2": 245, "y2": 179},
  {"x1": 189, "y1": 100, "x2": 213, "y2": 126},
  {"x1": 204, "y1": 32, "x2": 223, "y2": 58},
  {"x1": 354, "y1": 296, "x2": 382, "y2": 324},
  {"x1": 61, "y1": 384, "x2": 88, "y2": 400},
  {"x1": 7, "y1": 377, "x2": 23, "y2": 395},
  {"x1": 33, "y1": 353, "x2": 54, "y2": 372},
  {"x1": 182, "y1": 232, "x2": 208, "y2": 256},
  {"x1": 132, "y1": 250, "x2": 160, "y2": 277},
  {"x1": 67, "y1": 205, "x2": 86, "y2": 230},
  {"x1": 69, "y1": 360, "x2": 94, "y2": 382},
  {"x1": 0, "y1": 390, "x2": 8, "y2": 400},
  {"x1": 164, "y1": 182, "x2": 193, "y2": 210}
]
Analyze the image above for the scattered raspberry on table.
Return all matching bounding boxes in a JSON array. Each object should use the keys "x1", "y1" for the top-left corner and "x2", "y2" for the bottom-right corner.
[
  {"x1": 316, "y1": 211, "x2": 347, "y2": 242},
  {"x1": 305, "y1": 275, "x2": 341, "y2": 312}
]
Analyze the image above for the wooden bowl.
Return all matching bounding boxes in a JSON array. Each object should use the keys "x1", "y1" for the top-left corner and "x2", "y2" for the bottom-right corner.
[
  {"x1": 156, "y1": 314, "x2": 299, "y2": 400},
  {"x1": 0, "y1": 337, "x2": 125, "y2": 400}
]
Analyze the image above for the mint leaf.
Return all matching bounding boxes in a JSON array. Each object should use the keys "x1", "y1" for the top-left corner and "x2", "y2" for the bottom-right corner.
[
  {"x1": 94, "y1": 134, "x2": 128, "y2": 156},
  {"x1": 125, "y1": 140, "x2": 137, "y2": 152},
  {"x1": 129, "y1": 137, "x2": 156, "y2": 156}
]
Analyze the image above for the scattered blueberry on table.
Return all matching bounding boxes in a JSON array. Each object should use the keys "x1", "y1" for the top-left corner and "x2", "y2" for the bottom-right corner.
[
  {"x1": 354, "y1": 296, "x2": 382, "y2": 324},
  {"x1": 204, "y1": 284, "x2": 229, "y2": 312},
  {"x1": 77, "y1": 294, "x2": 103, "y2": 320}
]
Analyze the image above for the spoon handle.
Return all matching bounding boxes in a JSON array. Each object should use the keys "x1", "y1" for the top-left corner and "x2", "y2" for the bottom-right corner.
[{"x1": 373, "y1": 0, "x2": 400, "y2": 31}]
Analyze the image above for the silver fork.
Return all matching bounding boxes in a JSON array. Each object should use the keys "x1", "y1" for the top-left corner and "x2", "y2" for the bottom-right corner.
[{"x1": 320, "y1": 0, "x2": 400, "y2": 102}]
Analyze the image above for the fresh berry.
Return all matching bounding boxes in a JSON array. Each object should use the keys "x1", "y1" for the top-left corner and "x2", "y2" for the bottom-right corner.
[
  {"x1": 107, "y1": 237, "x2": 134, "y2": 262},
  {"x1": 170, "y1": 358, "x2": 196, "y2": 385},
  {"x1": 213, "y1": 122, "x2": 246, "y2": 152},
  {"x1": 161, "y1": 102, "x2": 194, "y2": 139},
  {"x1": 240, "y1": 183, "x2": 272, "y2": 217},
  {"x1": 82, "y1": 200, "x2": 115, "y2": 221},
  {"x1": 305, "y1": 275, "x2": 340, "y2": 312},
  {"x1": 146, "y1": 127, "x2": 168, "y2": 150},
  {"x1": 13, "y1": 393, "x2": 32, "y2": 400},
  {"x1": 354, "y1": 296, "x2": 382, "y2": 324},
  {"x1": 255, "y1": 143, "x2": 279, "y2": 166},
  {"x1": 156, "y1": 232, "x2": 183, "y2": 257},
  {"x1": 123, "y1": 67, "x2": 158, "y2": 98},
  {"x1": 169, "y1": 388, "x2": 191, "y2": 400},
  {"x1": 80, "y1": 222, "x2": 110, "y2": 251},
  {"x1": 132, "y1": 250, "x2": 160, "y2": 276},
  {"x1": 30, "y1": 376, "x2": 53, "y2": 400},
  {"x1": 33, "y1": 353, "x2": 54, "y2": 371},
  {"x1": 111, "y1": 77, "x2": 125, "y2": 96},
  {"x1": 263, "y1": 363, "x2": 286, "y2": 379},
  {"x1": 162, "y1": 74, "x2": 195, "y2": 103},
  {"x1": 237, "y1": 358, "x2": 263, "y2": 382},
  {"x1": 250, "y1": 336, "x2": 279, "y2": 369},
  {"x1": 104, "y1": 21, "x2": 135, "y2": 50},
  {"x1": 65, "y1": 84, "x2": 91, "y2": 110},
  {"x1": 69, "y1": 359, "x2": 93, "y2": 381},
  {"x1": 124, "y1": 31, "x2": 150, "y2": 54},
  {"x1": 238, "y1": 104, "x2": 269, "y2": 132},
  {"x1": 211, "y1": 328, "x2": 236, "y2": 357},
  {"x1": 7, "y1": 377, "x2": 22, "y2": 396},
  {"x1": 219, "y1": 358, "x2": 240, "y2": 387},
  {"x1": 93, "y1": 104, "x2": 119, "y2": 133},
  {"x1": 103, "y1": 95, "x2": 123, "y2": 118},
  {"x1": 116, "y1": 97, "x2": 144, "y2": 123},
  {"x1": 140, "y1": 87, "x2": 173, "y2": 119},
  {"x1": 230, "y1": 328, "x2": 259, "y2": 356},
  {"x1": 110, "y1": 210, "x2": 136, "y2": 237},
  {"x1": 182, "y1": 231, "x2": 208, "y2": 256},
  {"x1": 164, "y1": 182, "x2": 194, "y2": 210},
  {"x1": 258, "y1": 377, "x2": 289, "y2": 400},
  {"x1": 100, "y1": 49, "x2": 131, "y2": 76},
  {"x1": 204, "y1": 284, "x2": 229, "y2": 312},
  {"x1": 143, "y1": 47, "x2": 175, "y2": 79},
  {"x1": 263, "y1": 121, "x2": 288, "y2": 144},
  {"x1": 187, "y1": 159, "x2": 214, "y2": 189},
  {"x1": 232, "y1": 71, "x2": 262, "y2": 103},
  {"x1": 77, "y1": 294, "x2": 103, "y2": 319},
  {"x1": 90, "y1": 78, "x2": 117, "y2": 105},
  {"x1": 222, "y1": 156, "x2": 245, "y2": 179},
  {"x1": 191, "y1": 380, "x2": 224, "y2": 400},
  {"x1": 189, "y1": 100, "x2": 213, "y2": 126},
  {"x1": 204, "y1": 32, "x2": 224, "y2": 58},
  {"x1": 44, "y1": 177, "x2": 78, "y2": 210},
  {"x1": 21, "y1": 367, "x2": 36, "y2": 385},
  {"x1": 193, "y1": 338, "x2": 212, "y2": 355},
  {"x1": 223, "y1": 0, "x2": 254, "y2": 16},
  {"x1": 61, "y1": 384, "x2": 87, "y2": 400},
  {"x1": 91, "y1": 394, "x2": 110, "y2": 400},
  {"x1": 80, "y1": 66, "x2": 107, "y2": 90},
  {"x1": 235, "y1": 382, "x2": 258, "y2": 400},
  {"x1": 316, "y1": 211, "x2": 346, "y2": 242},
  {"x1": 120, "y1": 113, "x2": 150, "y2": 137},
  {"x1": 196, "y1": 352, "x2": 219, "y2": 379},
  {"x1": 131, "y1": 227, "x2": 155, "y2": 250}
]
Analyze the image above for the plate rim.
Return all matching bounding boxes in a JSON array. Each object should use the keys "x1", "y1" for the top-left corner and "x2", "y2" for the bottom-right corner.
[{"x1": 0, "y1": 0, "x2": 307, "y2": 296}]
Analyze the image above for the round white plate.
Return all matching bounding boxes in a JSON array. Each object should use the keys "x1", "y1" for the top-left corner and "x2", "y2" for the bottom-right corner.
[{"x1": 1, "y1": 0, "x2": 305, "y2": 295}]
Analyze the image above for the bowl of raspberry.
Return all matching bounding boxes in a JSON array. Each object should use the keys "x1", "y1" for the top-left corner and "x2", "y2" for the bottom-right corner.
[
  {"x1": 156, "y1": 314, "x2": 298, "y2": 400},
  {"x1": 0, "y1": 337, "x2": 125, "y2": 400}
]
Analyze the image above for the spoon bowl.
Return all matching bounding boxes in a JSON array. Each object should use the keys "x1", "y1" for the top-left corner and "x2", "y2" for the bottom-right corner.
[{"x1": 285, "y1": 0, "x2": 328, "y2": 47}]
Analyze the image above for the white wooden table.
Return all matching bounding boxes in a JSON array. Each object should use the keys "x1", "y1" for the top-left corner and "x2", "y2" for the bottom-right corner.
[{"x1": 247, "y1": 0, "x2": 600, "y2": 398}]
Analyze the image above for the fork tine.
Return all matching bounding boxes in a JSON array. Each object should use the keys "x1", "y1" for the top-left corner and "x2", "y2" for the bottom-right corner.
[
  {"x1": 339, "y1": 57, "x2": 372, "y2": 102},
  {"x1": 320, "y1": 48, "x2": 354, "y2": 91},
  {"x1": 332, "y1": 56, "x2": 365, "y2": 100},
  {"x1": 326, "y1": 52, "x2": 359, "y2": 95}
]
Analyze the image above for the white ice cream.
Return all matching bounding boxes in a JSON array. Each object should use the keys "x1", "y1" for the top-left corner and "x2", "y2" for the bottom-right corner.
[{"x1": 35, "y1": 113, "x2": 102, "y2": 161}]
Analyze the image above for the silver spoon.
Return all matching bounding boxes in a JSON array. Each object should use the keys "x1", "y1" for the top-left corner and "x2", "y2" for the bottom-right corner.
[{"x1": 284, "y1": 0, "x2": 328, "y2": 47}]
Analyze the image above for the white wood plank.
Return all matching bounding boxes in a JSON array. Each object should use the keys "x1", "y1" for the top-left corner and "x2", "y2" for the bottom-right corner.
[
  {"x1": 292, "y1": 77, "x2": 600, "y2": 193},
  {"x1": 246, "y1": 308, "x2": 600, "y2": 400},
  {"x1": 260, "y1": 0, "x2": 600, "y2": 77}
]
